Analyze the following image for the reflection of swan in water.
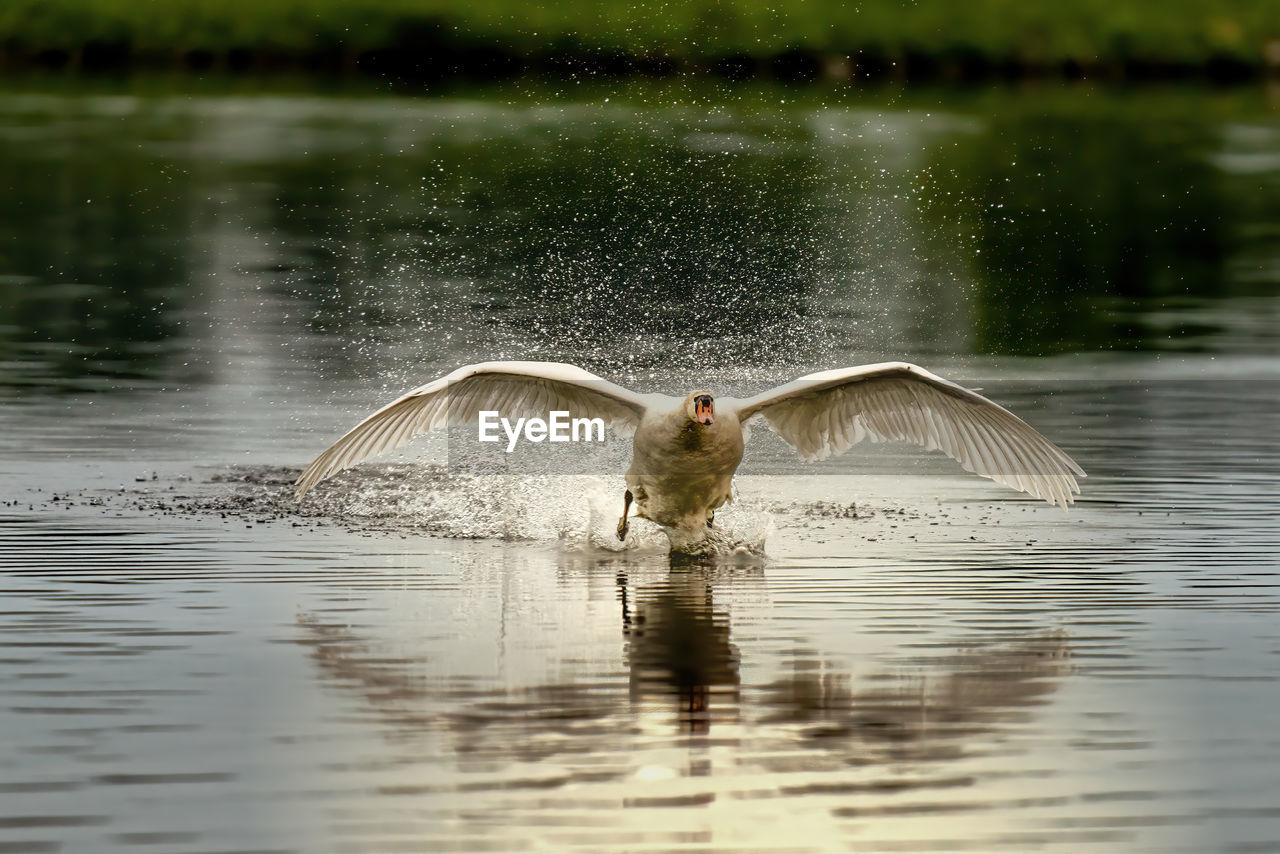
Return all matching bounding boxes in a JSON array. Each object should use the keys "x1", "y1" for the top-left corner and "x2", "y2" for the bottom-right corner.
[
  {"x1": 758, "y1": 633, "x2": 1072, "y2": 766},
  {"x1": 618, "y1": 561, "x2": 746, "y2": 734},
  {"x1": 295, "y1": 612, "x2": 628, "y2": 766},
  {"x1": 294, "y1": 361, "x2": 1084, "y2": 548},
  {"x1": 612, "y1": 558, "x2": 1070, "y2": 751},
  {"x1": 295, "y1": 555, "x2": 1072, "y2": 768}
]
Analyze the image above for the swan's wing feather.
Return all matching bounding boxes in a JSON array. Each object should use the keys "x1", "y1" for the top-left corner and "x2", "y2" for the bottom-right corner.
[
  {"x1": 727, "y1": 362, "x2": 1085, "y2": 508},
  {"x1": 295, "y1": 361, "x2": 647, "y2": 500}
]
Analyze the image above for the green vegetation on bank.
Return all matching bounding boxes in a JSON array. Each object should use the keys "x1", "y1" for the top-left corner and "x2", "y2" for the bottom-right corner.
[{"x1": 1, "y1": 0, "x2": 1278, "y2": 74}]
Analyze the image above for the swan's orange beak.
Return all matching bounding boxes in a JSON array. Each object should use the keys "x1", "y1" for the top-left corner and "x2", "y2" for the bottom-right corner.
[{"x1": 694, "y1": 394, "x2": 715, "y2": 426}]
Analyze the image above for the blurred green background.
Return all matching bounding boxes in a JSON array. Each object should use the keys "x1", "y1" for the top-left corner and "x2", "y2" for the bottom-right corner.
[
  {"x1": 0, "y1": 2, "x2": 1277, "y2": 394},
  {"x1": 1, "y1": 0, "x2": 1278, "y2": 76},
  {"x1": 1, "y1": 83, "x2": 1276, "y2": 397}
]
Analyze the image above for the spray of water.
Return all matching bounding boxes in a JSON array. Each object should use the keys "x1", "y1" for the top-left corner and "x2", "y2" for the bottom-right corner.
[{"x1": 192, "y1": 464, "x2": 772, "y2": 557}]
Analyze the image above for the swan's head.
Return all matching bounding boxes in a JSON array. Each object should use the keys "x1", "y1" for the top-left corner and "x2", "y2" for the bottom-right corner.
[{"x1": 685, "y1": 392, "x2": 715, "y2": 426}]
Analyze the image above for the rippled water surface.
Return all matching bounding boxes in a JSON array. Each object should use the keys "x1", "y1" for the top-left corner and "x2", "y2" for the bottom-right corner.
[{"x1": 0, "y1": 80, "x2": 1278, "y2": 853}]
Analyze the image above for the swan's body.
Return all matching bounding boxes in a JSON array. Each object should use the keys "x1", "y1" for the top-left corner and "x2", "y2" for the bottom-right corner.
[
  {"x1": 295, "y1": 361, "x2": 1085, "y2": 541},
  {"x1": 626, "y1": 401, "x2": 745, "y2": 532}
]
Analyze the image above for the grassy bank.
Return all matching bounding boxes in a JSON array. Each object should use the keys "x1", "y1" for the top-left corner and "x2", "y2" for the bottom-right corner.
[{"x1": 1, "y1": 0, "x2": 1278, "y2": 79}]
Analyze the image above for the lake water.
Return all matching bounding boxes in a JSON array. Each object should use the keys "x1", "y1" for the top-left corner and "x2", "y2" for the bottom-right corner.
[{"x1": 0, "y1": 79, "x2": 1278, "y2": 853}]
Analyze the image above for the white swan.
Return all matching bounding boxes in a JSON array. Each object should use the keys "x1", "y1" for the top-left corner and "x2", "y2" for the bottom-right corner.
[{"x1": 294, "y1": 361, "x2": 1084, "y2": 539}]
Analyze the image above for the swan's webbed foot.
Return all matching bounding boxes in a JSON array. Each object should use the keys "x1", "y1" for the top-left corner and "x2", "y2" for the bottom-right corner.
[
  {"x1": 617, "y1": 489, "x2": 633, "y2": 541},
  {"x1": 706, "y1": 510, "x2": 715, "y2": 528}
]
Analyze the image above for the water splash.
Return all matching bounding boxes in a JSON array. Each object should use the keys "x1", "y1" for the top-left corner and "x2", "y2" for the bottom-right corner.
[
  {"x1": 176, "y1": 464, "x2": 773, "y2": 556},
  {"x1": 582, "y1": 488, "x2": 773, "y2": 558}
]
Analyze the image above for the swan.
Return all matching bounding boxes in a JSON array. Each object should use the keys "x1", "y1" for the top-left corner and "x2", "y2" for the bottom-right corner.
[{"x1": 294, "y1": 361, "x2": 1084, "y2": 540}]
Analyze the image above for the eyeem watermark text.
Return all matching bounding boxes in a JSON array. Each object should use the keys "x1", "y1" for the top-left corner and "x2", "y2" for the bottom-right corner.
[{"x1": 478, "y1": 411, "x2": 606, "y2": 452}]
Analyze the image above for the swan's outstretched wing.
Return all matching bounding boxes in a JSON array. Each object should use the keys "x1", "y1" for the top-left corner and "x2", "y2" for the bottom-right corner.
[
  {"x1": 295, "y1": 361, "x2": 648, "y2": 500},
  {"x1": 727, "y1": 362, "x2": 1085, "y2": 508}
]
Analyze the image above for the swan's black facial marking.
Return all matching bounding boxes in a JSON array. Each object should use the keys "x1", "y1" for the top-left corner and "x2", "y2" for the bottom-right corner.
[{"x1": 694, "y1": 394, "x2": 715, "y2": 426}]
